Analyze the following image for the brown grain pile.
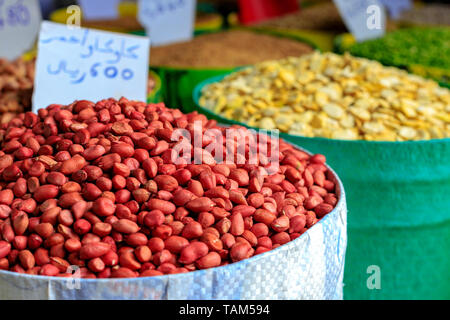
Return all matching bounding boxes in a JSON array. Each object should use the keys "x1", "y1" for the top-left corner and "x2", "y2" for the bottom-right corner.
[
  {"x1": 82, "y1": 16, "x2": 143, "y2": 31},
  {"x1": 150, "y1": 30, "x2": 314, "y2": 68}
]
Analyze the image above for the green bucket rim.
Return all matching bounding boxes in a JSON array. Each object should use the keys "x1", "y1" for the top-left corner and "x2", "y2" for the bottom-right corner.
[
  {"x1": 147, "y1": 69, "x2": 162, "y2": 101},
  {"x1": 243, "y1": 26, "x2": 338, "y2": 52},
  {"x1": 193, "y1": 73, "x2": 450, "y2": 146}
]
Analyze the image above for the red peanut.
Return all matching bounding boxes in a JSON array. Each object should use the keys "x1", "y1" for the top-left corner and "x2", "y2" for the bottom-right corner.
[
  {"x1": 271, "y1": 216, "x2": 290, "y2": 233},
  {"x1": 112, "y1": 219, "x2": 140, "y2": 234},
  {"x1": 179, "y1": 242, "x2": 209, "y2": 264},
  {"x1": 186, "y1": 197, "x2": 215, "y2": 213},
  {"x1": 196, "y1": 252, "x2": 221, "y2": 269},
  {"x1": 0, "y1": 241, "x2": 11, "y2": 259},
  {"x1": 230, "y1": 242, "x2": 252, "y2": 262},
  {"x1": 164, "y1": 236, "x2": 189, "y2": 253},
  {"x1": 181, "y1": 221, "x2": 203, "y2": 239},
  {"x1": 92, "y1": 197, "x2": 116, "y2": 216},
  {"x1": 144, "y1": 210, "x2": 165, "y2": 228},
  {"x1": 147, "y1": 199, "x2": 176, "y2": 215},
  {"x1": 230, "y1": 213, "x2": 244, "y2": 236},
  {"x1": 18, "y1": 250, "x2": 35, "y2": 270},
  {"x1": 135, "y1": 246, "x2": 152, "y2": 262},
  {"x1": 80, "y1": 242, "x2": 110, "y2": 259}
]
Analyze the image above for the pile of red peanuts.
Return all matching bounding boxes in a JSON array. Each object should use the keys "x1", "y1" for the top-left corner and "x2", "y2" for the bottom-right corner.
[{"x1": 0, "y1": 98, "x2": 338, "y2": 278}]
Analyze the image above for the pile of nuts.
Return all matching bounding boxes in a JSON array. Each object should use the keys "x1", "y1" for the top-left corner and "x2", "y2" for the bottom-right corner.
[
  {"x1": 150, "y1": 30, "x2": 314, "y2": 68},
  {"x1": 0, "y1": 99, "x2": 338, "y2": 278},
  {"x1": 200, "y1": 52, "x2": 450, "y2": 141},
  {"x1": 0, "y1": 58, "x2": 35, "y2": 124}
]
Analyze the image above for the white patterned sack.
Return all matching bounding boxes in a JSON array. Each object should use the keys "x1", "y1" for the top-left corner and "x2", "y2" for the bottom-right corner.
[{"x1": 0, "y1": 164, "x2": 347, "y2": 300}]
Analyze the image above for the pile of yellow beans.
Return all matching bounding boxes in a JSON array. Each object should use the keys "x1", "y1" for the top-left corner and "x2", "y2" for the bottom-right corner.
[{"x1": 199, "y1": 52, "x2": 450, "y2": 141}]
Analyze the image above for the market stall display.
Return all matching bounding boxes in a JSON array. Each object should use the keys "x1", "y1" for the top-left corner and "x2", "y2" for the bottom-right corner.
[
  {"x1": 150, "y1": 29, "x2": 314, "y2": 111},
  {"x1": 336, "y1": 28, "x2": 450, "y2": 86},
  {"x1": 194, "y1": 52, "x2": 450, "y2": 299},
  {"x1": 2, "y1": 0, "x2": 448, "y2": 302},
  {"x1": 0, "y1": 98, "x2": 346, "y2": 299}
]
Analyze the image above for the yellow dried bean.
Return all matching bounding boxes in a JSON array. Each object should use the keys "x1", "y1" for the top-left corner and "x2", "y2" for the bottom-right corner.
[{"x1": 200, "y1": 52, "x2": 450, "y2": 141}]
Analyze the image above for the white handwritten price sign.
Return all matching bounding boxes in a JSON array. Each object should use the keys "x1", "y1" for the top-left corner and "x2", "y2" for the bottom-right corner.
[
  {"x1": 0, "y1": 0, "x2": 42, "y2": 60},
  {"x1": 78, "y1": 0, "x2": 120, "y2": 20},
  {"x1": 32, "y1": 21, "x2": 150, "y2": 112},
  {"x1": 333, "y1": 0, "x2": 386, "y2": 42},
  {"x1": 138, "y1": 0, "x2": 196, "y2": 46}
]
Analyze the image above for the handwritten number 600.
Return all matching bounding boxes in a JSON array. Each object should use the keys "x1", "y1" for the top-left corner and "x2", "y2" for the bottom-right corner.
[
  {"x1": 90, "y1": 64, "x2": 134, "y2": 80},
  {"x1": 105, "y1": 67, "x2": 134, "y2": 80}
]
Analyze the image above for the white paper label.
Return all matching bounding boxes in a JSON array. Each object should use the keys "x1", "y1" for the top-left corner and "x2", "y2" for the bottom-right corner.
[
  {"x1": 78, "y1": 0, "x2": 120, "y2": 21},
  {"x1": 333, "y1": 0, "x2": 386, "y2": 42},
  {"x1": 33, "y1": 21, "x2": 150, "y2": 112},
  {"x1": 138, "y1": 0, "x2": 196, "y2": 46},
  {"x1": 0, "y1": 0, "x2": 42, "y2": 60}
]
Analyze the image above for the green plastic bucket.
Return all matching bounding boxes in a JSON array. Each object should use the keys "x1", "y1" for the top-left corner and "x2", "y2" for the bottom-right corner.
[
  {"x1": 193, "y1": 74, "x2": 450, "y2": 300},
  {"x1": 150, "y1": 66, "x2": 237, "y2": 113},
  {"x1": 195, "y1": 13, "x2": 224, "y2": 35},
  {"x1": 147, "y1": 70, "x2": 163, "y2": 104},
  {"x1": 150, "y1": 29, "x2": 317, "y2": 113}
]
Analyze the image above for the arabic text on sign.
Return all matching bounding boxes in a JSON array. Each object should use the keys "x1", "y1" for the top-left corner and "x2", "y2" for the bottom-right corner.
[
  {"x1": 40, "y1": 29, "x2": 140, "y2": 85},
  {"x1": 0, "y1": 0, "x2": 31, "y2": 29},
  {"x1": 33, "y1": 21, "x2": 149, "y2": 111},
  {"x1": 140, "y1": 0, "x2": 186, "y2": 19}
]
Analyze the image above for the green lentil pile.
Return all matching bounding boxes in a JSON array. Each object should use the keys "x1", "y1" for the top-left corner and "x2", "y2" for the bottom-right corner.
[{"x1": 348, "y1": 28, "x2": 450, "y2": 83}]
